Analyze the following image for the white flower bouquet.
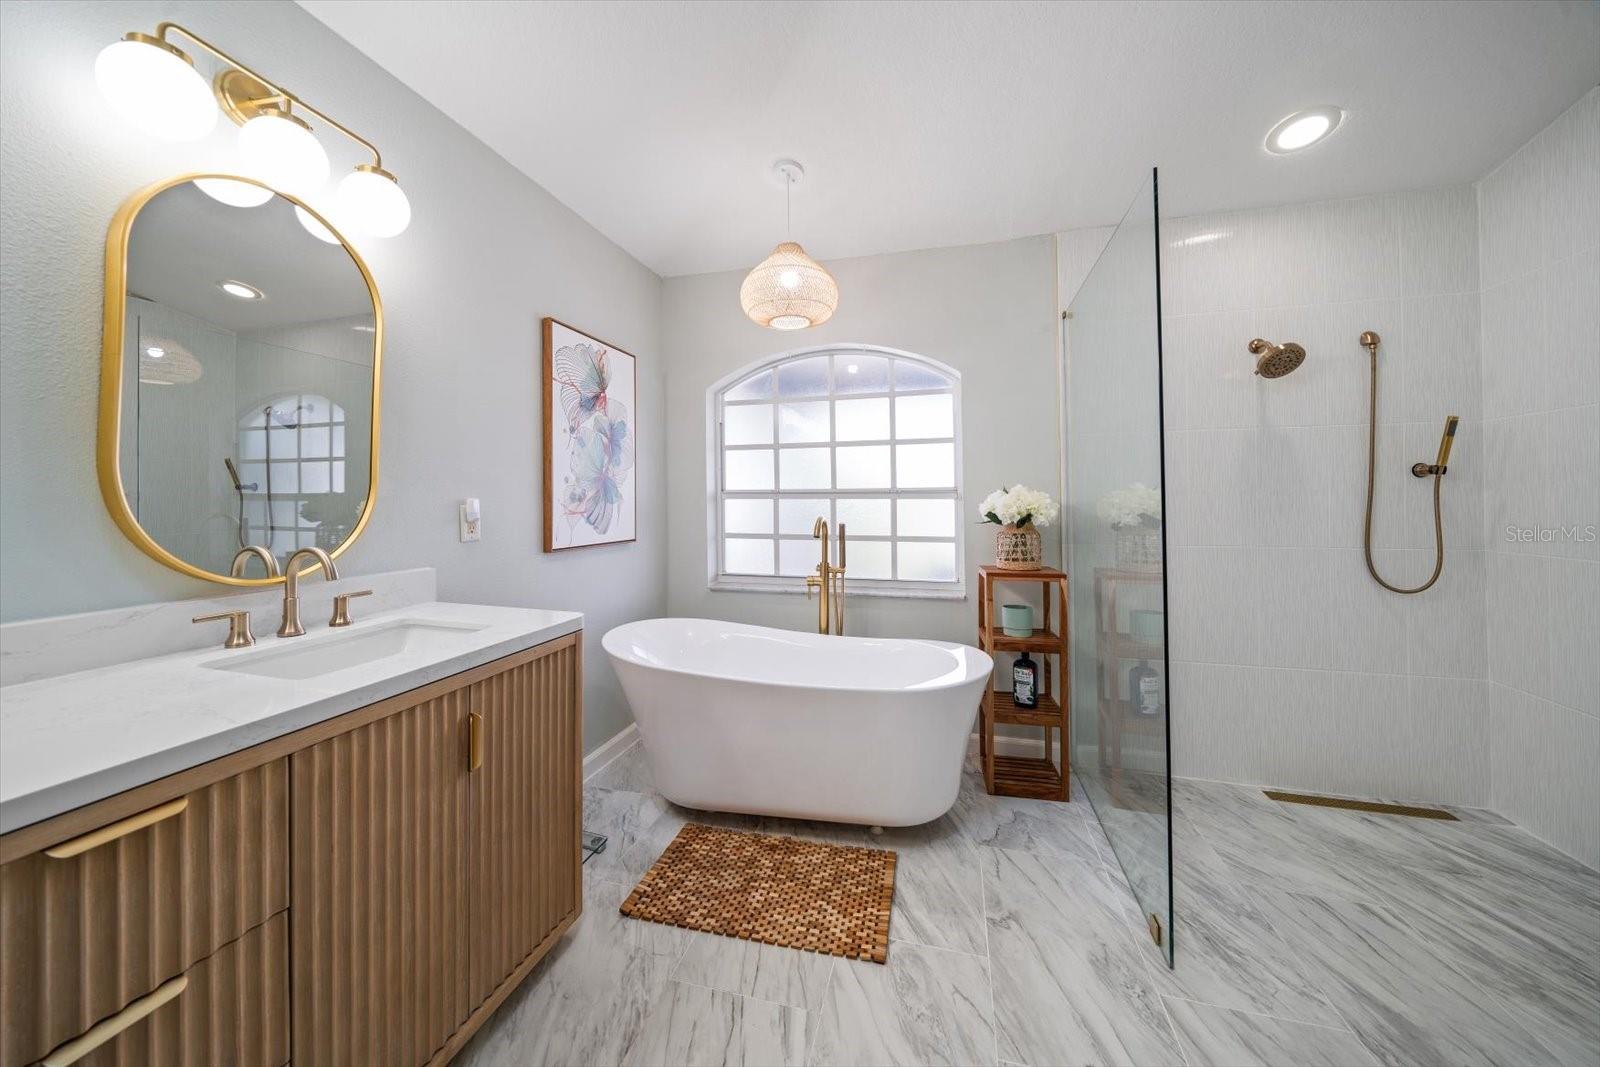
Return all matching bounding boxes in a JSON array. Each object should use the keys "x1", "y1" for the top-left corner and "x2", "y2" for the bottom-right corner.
[
  {"x1": 979, "y1": 485, "x2": 1059, "y2": 529},
  {"x1": 1096, "y1": 483, "x2": 1162, "y2": 530}
]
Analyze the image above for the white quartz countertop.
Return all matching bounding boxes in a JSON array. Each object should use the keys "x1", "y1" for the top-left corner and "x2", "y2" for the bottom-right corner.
[{"x1": 0, "y1": 602, "x2": 582, "y2": 835}]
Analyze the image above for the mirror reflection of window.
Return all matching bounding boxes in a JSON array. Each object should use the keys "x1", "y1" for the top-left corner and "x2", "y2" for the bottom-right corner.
[{"x1": 236, "y1": 394, "x2": 348, "y2": 559}]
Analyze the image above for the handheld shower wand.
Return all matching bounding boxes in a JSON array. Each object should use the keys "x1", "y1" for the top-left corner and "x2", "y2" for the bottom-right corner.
[
  {"x1": 224, "y1": 458, "x2": 258, "y2": 549},
  {"x1": 1412, "y1": 416, "x2": 1460, "y2": 478},
  {"x1": 1359, "y1": 331, "x2": 1458, "y2": 594}
]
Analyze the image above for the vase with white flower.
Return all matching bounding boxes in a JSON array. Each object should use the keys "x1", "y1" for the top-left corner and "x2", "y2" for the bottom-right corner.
[
  {"x1": 1097, "y1": 483, "x2": 1163, "y2": 572},
  {"x1": 979, "y1": 485, "x2": 1060, "y2": 570}
]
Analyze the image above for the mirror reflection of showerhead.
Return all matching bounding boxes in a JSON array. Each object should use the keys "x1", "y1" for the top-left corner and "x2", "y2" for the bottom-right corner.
[
  {"x1": 1247, "y1": 338, "x2": 1306, "y2": 378},
  {"x1": 266, "y1": 402, "x2": 306, "y2": 429}
]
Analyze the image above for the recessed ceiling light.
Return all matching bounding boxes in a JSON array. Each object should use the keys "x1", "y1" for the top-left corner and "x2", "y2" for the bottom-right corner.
[
  {"x1": 218, "y1": 279, "x2": 263, "y2": 300},
  {"x1": 1265, "y1": 106, "x2": 1343, "y2": 154}
]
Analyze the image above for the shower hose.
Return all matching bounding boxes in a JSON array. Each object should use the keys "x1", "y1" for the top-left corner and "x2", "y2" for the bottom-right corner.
[{"x1": 1362, "y1": 345, "x2": 1445, "y2": 594}]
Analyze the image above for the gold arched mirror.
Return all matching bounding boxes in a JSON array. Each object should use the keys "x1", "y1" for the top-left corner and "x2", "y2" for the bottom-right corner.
[{"x1": 98, "y1": 174, "x2": 381, "y2": 585}]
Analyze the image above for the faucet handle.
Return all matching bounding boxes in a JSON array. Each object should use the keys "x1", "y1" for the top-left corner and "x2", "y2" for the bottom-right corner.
[
  {"x1": 330, "y1": 589, "x2": 373, "y2": 627},
  {"x1": 193, "y1": 609, "x2": 254, "y2": 649}
]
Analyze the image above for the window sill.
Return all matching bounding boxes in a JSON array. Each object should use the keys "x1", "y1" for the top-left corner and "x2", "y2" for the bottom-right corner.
[{"x1": 709, "y1": 578, "x2": 967, "y2": 601}]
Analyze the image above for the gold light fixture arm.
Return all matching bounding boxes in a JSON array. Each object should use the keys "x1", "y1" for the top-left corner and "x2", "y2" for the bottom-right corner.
[{"x1": 152, "y1": 20, "x2": 384, "y2": 168}]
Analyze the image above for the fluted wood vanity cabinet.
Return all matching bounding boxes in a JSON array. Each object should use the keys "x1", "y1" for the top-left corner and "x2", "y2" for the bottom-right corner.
[{"x1": 0, "y1": 632, "x2": 582, "y2": 1067}]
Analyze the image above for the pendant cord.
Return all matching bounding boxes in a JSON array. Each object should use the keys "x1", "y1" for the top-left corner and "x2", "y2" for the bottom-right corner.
[{"x1": 785, "y1": 173, "x2": 792, "y2": 238}]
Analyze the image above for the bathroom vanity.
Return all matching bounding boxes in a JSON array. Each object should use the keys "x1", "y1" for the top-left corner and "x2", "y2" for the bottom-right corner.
[{"x1": 0, "y1": 603, "x2": 583, "y2": 1067}]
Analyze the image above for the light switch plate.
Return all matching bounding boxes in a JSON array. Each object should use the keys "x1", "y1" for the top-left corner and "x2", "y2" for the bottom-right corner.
[{"x1": 459, "y1": 499, "x2": 481, "y2": 543}]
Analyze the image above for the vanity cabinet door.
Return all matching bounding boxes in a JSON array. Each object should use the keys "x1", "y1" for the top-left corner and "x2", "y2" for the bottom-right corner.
[
  {"x1": 467, "y1": 636, "x2": 583, "y2": 1007},
  {"x1": 290, "y1": 688, "x2": 471, "y2": 1067}
]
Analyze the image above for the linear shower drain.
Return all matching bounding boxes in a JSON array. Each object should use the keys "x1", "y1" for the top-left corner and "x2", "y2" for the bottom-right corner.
[{"x1": 1263, "y1": 791, "x2": 1458, "y2": 820}]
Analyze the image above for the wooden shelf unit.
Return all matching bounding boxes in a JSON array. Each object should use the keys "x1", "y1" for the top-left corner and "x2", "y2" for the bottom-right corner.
[
  {"x1": 1093, "y1": 567, "x2": 1167, "y2": 806},
  {"x1": 977, "y1": 565, "x2": 1070, "y2": 801}
]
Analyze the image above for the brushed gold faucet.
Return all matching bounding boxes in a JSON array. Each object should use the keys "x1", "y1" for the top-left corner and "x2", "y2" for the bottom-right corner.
[
  {"x1": 278, "y1": 547, "x2": 338, "y2": 637},
  {"x1": 229, "y1": 545, "x2": 280, "y2": 578},
  {"x1": 804, "y1": 518, "x2": 847, "y2": 634}
]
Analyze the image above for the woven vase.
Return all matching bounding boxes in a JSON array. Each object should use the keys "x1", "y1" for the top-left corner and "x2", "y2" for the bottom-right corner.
[
  {"x1": 1115, "y1": 526, "x2": 1163, "y2": 572},
  {"x1": 994, "y1": 523, "x2": 1042, "y2": 570}
]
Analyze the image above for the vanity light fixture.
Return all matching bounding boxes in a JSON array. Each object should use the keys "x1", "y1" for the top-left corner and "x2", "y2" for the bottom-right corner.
[
  {"x1": 294, "y1": 205, "x2": 342, "y2": 245},
  {"x1": 238, "y1": 107, "x2": 330, "y2": 196},
  {"x1": 218, "y1": 279, "x2": 263, "y2": 300},
  {"x1": 740, "y1": 160, "x2": 838, "y2": 330},
  {"x1": 192, "y1": 177, "x2": 273, "y2": 207},
  {"x1": 94, "y1": 34, "x2": 217, "y2": 141},
  {"x1": 1265, "y1": 106, "x2": 1344, "y2": 154},
  {"x1": 95, "y1": 22, "x2": 411, "y2": 236}
]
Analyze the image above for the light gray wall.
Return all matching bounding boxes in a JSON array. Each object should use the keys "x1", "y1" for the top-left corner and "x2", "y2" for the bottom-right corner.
[
  {"x1": 1478, "y1": 87, "x2": 1599, "y2": 867},
  {"x1": 663, "y1": 237, "x2": 1058, "y2": 647},
  {"x1": 0, "y1": 0, "x2": 665, "y2": 753}
]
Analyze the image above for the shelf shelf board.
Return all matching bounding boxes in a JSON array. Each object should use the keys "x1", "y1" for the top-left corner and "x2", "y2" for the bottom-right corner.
[
  {"x1": 990, "y1": 755, "x2": 1066, "y2": 800},
  {"x1": 991, "y1": 689, "x2": 1063, "y2": 727},
  {"x1": 1100, "y1": 632, "x2": 1164, "y2": 660},
  {"x1": 985, "y1": 628, "x2": 1064, "y2": 653},
  {"x1": 1098, "y1": 698, "x2": 1166, "y2": 733}
]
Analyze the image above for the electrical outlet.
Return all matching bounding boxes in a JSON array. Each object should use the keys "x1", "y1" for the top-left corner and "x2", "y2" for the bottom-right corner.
[{"x1": 459, "y1": 498, "x2": 481, "y2": 542}]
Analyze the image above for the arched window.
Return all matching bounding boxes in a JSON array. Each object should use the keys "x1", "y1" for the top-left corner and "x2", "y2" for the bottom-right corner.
[{"x1": 709, "y1": 345, "x2": 963, "y2": 596}]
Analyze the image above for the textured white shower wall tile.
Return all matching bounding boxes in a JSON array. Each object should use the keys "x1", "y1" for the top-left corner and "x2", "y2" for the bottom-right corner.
[
  {"x1": 0, "y1": 567, "x2": 436, "y2": 686},
  {"x1": 1488, "y1": 552, "x2": 1556, "y2": 702},
  {"x1": 1490, "y1": 683, "x2": 1600, "y2": 868}
]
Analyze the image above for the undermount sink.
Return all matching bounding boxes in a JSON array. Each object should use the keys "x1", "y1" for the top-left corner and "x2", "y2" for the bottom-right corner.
[{"x1": 206, "y1": 619, "x2": 489, "y2": 680}]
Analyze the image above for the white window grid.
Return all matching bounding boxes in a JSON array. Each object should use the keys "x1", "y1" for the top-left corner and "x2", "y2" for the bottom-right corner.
[
  {"x1": 710, "y1": 346, "x2": 965, "y2": 598},
  {"x1": 237, "y1": 394, "x2": 347, "y2": 556}
]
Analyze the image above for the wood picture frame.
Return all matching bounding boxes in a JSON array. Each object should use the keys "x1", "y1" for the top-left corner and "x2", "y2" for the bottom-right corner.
[{"x1": 542, "y1": 317, "x2": 639, "y2": 551}]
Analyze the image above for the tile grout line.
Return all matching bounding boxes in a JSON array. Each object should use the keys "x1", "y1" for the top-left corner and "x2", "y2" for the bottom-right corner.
[{"x1": 976, "y1": 841, "x2": 1000, "y2": 1067}]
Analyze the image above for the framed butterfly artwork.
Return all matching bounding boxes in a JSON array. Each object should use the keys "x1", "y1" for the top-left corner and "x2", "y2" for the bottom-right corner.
[{"x1": 542, "y1": 318, "x2": 639, "y2": 551}]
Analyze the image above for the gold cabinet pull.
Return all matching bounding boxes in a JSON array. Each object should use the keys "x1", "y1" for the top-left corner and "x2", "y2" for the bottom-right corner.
[
  {"x1": 40, "y1": 974, "x2": 189, "y2": 1066},
  {"x1": 44, "y1": 797, "x2": 188, "y2": 859},
  {"x1": 468, "y1": 712, "x2": 484, "y2": 771}
]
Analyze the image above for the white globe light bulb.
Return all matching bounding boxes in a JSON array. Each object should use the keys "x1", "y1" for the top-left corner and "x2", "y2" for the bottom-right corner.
[
  {"x1": 238, "y1": 111, "x2": 329, "y2": 196},
  {"x1": 294, "y1": 205, "x2": 343, "y2": 245},
  {"x1": 335, "y1": 166, "x2": 412, "y2": 238},
  {"x1": 94, "y1": 36, "x2": 218, "y2": 141},
  {"x1": 192, "y1": 177, "x2": 273, "y2": 208}
]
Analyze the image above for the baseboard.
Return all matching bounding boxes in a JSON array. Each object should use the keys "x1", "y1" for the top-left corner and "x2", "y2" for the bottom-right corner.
[{"x1": 583, "y1": 722, "x2": 639, "y2": 783}]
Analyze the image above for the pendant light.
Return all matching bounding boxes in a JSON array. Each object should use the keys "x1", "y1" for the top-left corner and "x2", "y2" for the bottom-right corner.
[{"x1": 740, "y1": 160, "x2": 838, "y2": 330}]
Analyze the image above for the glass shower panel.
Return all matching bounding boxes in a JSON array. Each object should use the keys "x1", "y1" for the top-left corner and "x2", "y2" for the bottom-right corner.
[{"x1": 1063, "y1": 168, "x2": 1173, "y2": 963}]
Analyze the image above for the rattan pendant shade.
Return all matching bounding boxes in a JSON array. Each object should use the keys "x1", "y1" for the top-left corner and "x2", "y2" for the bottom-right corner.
[{"x1": 740, "y1": 241, "x2": 839, "y2": 330}]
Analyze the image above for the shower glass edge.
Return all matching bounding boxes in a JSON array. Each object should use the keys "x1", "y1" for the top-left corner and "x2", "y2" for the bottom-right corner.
[{"x1": 1062, "y1": 166, "x2": 1174, "y2": 965}]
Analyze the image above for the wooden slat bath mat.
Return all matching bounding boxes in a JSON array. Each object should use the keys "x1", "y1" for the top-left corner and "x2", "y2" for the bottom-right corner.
[{"x1": 619, "y1": 823, "x2": 898, "y2": 963}]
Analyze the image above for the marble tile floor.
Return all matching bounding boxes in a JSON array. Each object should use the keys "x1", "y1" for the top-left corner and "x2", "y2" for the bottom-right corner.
[{"x1": 457, "y1": 745, "x2": 1599, "y2": 1067}]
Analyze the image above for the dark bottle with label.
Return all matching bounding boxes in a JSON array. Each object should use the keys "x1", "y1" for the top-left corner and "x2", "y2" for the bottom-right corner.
[
  {"x1": 1012, "y1": 652, "x2": 1039, "y2": 709},
  {"x1": 1129, "y1": 659, "x2": 1162, "y2": 717}
]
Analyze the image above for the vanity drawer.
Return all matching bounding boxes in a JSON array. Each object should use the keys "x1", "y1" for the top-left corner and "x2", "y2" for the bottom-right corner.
[
  {"x1": 35, "y1": 910, "x2": 289, "y2": 1067},
  {"x1": 0, "y1": 759, "x2": 288, "y2": 1067}
]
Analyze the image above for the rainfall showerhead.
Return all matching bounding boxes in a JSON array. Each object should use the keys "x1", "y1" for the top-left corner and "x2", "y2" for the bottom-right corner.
[{"x1": 1248, "y1": 338, "x2": 1306, "y2": 378}]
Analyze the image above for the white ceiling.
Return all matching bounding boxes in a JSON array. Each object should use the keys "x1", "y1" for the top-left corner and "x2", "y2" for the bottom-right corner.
[{"x1": 299, "y1": 0, "x2": 1600, "y2": 278}]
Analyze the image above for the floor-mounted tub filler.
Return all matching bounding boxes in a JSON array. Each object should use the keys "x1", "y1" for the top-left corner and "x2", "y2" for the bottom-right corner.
[{"x1": 603, "y1": 618, "x2": 993, "y2": 826}]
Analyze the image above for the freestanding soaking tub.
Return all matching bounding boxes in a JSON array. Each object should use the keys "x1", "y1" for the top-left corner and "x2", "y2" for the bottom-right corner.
[{"x1": 602, "y1": 618, "x2": 993, "y2": 826}]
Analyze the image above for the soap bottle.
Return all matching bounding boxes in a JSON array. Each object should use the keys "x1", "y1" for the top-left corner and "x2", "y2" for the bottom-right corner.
[
  {"x1": 1012, "y1": 653, "x2": 1038, "y2": 709},
  {"x1": 1129, "y1": 659, "x2": 1162, "y2": 717}
]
